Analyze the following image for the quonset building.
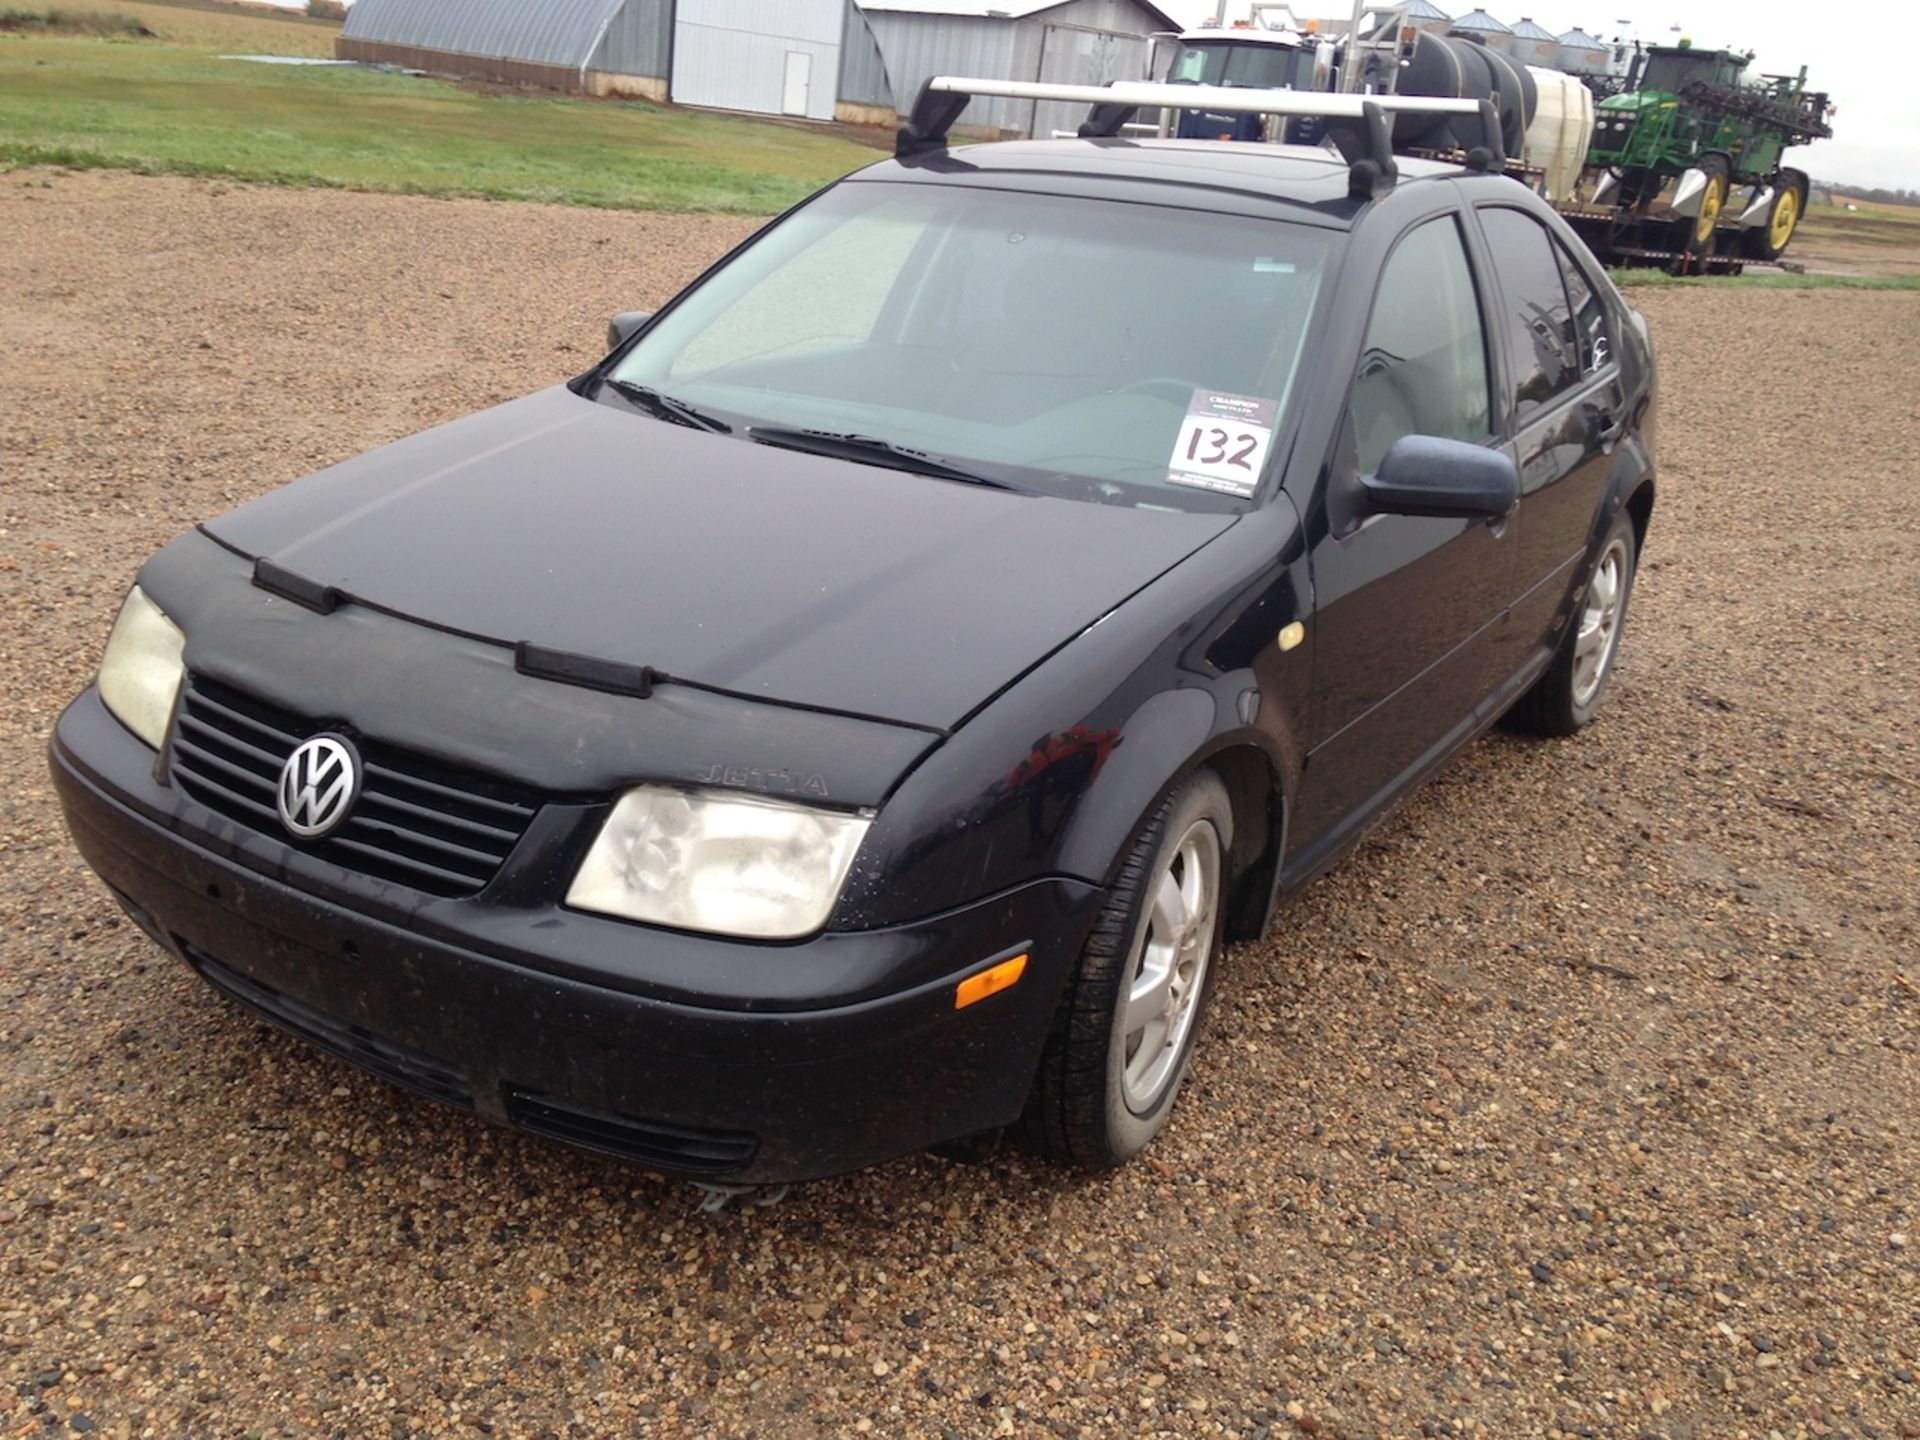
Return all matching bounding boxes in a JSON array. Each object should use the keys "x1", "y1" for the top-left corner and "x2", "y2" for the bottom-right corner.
[{"x1": 336, "y1": 0, "x2": 1177, "y2": 134}]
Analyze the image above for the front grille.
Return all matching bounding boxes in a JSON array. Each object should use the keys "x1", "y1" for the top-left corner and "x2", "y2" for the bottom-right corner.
[
  {"x1": 504, "y1": 1087, "x2": 758, "y2": 1175},
  {"x1": 181, "y1": 941, "x2": 474, "y2": 1109},
  {"x1": 169, "y1": 676, "x2": 542, "y2": 898}
]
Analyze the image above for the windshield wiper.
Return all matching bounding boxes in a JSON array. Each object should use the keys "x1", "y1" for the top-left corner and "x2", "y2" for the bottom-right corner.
[
  {"x1": 601, "y1": 378, "x2": 732, "y2": 434},
  {"x1": 747, "y1": 427, "x2": 1022, "y2": 491}
]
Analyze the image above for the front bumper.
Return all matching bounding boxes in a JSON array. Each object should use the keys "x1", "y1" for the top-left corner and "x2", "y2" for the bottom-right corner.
[{"x1": 51, "y1": 689, "x2": 1101, "y2": 1183}]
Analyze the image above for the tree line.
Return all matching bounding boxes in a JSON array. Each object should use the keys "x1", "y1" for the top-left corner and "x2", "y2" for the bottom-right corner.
[{"x1": 1811, "y1": 180, "x2": 1919, "y2": 207}]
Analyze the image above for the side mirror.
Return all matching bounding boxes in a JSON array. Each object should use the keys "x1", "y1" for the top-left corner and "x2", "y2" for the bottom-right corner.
[
  {"x1": 606, "y1": 310, "x2": 653, "y2": 352},
  {"x1": 1361, "y1": 435, "x2": 1518, "y2": 520}
]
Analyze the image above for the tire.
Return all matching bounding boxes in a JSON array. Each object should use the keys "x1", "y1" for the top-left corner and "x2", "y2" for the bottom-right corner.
[
  {"x1": 1507, "y1": 510, "x2": 1638, "y2": 737},
  {"x1": 1017, "y1": 770, "x2": 1232, "y2": 1169},
  {"x1": 1675, "y1": 154, "x2": 1730, "y2": 250},
  {"x1": 1743, "y1": 170, "x2": 1804, "y2": 259}
]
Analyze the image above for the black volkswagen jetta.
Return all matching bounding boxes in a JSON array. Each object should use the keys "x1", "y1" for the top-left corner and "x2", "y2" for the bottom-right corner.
[{"x1": 51, "y1": 90, "x2": 1656, "y2": 1184}]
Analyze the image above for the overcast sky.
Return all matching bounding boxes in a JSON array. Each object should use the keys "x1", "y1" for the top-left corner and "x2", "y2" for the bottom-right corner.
[{"x1": 1162, "y1": 1, "x2": 1918, "y2": 189}]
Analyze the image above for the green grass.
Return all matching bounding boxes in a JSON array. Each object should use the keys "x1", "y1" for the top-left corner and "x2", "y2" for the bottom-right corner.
[
  {"x1": 12, "y1": 0, "x2": 340, "y2": 53},
  {"x1": 1612, "y1": 268, "x2": 1920, "y2": 290},
  {"x1": 0, "y1": 6, "x2": 154, "y2": 37},
  {"x1": 0, "y1": 30, "x2": 882, "y2": 214}
]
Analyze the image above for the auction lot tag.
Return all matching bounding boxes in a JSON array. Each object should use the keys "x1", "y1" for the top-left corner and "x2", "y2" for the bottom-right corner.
[{"x1": 1167, "y1": 390, "x2": 1278, "y2": 497}]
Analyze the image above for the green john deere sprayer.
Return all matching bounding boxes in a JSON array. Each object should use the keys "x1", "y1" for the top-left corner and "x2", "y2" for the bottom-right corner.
[
  {"x1": 1154, "y1": 14, "x2": 1833, "y2": 275},
  {"x1": 1562, "y1": 41, "x2": 1833, "y2": 271}
]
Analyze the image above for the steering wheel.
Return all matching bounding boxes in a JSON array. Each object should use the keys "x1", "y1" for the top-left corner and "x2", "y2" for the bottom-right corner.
[{"x1": 1115, "y1": 376, "x2": 1200, "y2": 404}]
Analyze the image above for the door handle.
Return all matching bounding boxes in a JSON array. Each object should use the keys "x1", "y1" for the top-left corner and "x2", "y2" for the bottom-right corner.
[{"x1": 1586, "y1": 407, "x2": 1627, "y2": 450}]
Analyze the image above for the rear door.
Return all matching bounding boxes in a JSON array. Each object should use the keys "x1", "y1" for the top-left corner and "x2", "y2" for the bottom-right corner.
[
  {"x1": 1291, "y1": 210, "x2": 1513, "y2": 851},
  {"x1": 1468, "y1": 204, "x2": 1628, "y2": 677}
]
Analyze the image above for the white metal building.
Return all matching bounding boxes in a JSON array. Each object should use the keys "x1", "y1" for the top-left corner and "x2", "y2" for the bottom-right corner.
[
  {"x1": 339, "y1": 0, "x2": 1176, "y2": 133},
  {"x1": 850, "y1": 0, "x2": 1180, "y2": 138},
  {"x1": 338, "y1": 0, "x2": 674, "y2": 99},
  {"x1": 672, "y1": 0, "x2": 846, "y2": 120}
]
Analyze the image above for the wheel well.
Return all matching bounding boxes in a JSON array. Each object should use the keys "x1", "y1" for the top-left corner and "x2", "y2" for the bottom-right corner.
[
  {"x1": 1205, "y1": 746, "x2": 1284, "y2": 942},
  {"x1": 1625, "y1": 478, "x2": 1655, "y2": 553}
]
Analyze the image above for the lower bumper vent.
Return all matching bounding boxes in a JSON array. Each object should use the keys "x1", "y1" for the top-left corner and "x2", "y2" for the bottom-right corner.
[
  {"x1": 180, "y1": 941, "x2": 474, "y2": 1110},
  {"x1": 503, "y1": 1087, "x2": 757, "y2": 1174}
]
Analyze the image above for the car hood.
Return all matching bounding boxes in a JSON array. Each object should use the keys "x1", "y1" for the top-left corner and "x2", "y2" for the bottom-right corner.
[{"x1": 203, "y1": 386, "x2": 1237, "y2": 731}]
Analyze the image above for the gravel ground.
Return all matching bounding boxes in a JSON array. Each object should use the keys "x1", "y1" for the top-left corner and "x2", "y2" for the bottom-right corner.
[{"x1": 2, "y1": 171, "x2": 1917, "y2": 1440}]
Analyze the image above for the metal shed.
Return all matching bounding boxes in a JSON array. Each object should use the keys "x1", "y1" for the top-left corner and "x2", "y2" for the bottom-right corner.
[
  {"x1": 671, "y1": 0, "x2": 846, "y2": 120},
  {"x1": 337, "y1": 0, "x2": 673, "y2": 99},
  {"x1": 339, "y1": 0, "x2": 1176, "y2": 129},
  {"x1": 853, "y1": 0, "x2": 1180, "y2": 139}
]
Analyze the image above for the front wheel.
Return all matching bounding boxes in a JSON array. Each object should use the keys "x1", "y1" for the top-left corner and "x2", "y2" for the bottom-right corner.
[
  {"x1": 1743, "y1": 172, "x2": 1803, "y2": 259},
  {"x1": 1506, "y1": 510, "x2": 1638, "y2": 737},
  {"x1": 1677, "y1": 154, "x2": 1730, "y2": 250},
  {"x1": 1018, "y1": 771, "x2": 1232, "y2": 1168}
]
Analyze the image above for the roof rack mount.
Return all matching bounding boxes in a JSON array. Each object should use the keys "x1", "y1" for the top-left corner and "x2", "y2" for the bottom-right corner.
[{"x1": 896, "y1": 76, "x2": 1495, "y2": 198}]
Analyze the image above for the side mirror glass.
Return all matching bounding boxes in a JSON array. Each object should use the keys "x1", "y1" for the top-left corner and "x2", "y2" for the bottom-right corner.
[
  {"x1": 1361, "y1": 435, "x2": 1518, "y2": 520},
  {"x1": 606, "y1": 310, "x2": 653, "y2": 352}
]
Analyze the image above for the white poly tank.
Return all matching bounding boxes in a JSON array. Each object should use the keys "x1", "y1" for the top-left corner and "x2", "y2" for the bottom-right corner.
[{"x1": 1522, "y1": 66, "x2": 1594, "y2": 202}]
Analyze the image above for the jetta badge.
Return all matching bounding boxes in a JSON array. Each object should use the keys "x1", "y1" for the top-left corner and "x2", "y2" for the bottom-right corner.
[{"x1": 276, "y1": 734, "x2": 361, "y2": 840}]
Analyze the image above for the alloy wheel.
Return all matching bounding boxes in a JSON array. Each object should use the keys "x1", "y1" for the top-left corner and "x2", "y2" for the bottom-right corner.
[
  {"x1": 1119, "y1": 817, "x2": 1221, "y2": 1114},
  {"x1": 1573, "y1": 537, "x2": 1629, "y2": 707}
]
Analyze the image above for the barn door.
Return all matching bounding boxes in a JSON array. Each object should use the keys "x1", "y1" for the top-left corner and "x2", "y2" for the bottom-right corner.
[{"x1": 782, "y1": 51, "x2": 812, "y2": 117}]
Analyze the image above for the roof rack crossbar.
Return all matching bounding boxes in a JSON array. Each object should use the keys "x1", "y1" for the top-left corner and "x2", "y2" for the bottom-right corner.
[{"x1": 897, "y1": 75, "x2": 1484, "y2": 168}]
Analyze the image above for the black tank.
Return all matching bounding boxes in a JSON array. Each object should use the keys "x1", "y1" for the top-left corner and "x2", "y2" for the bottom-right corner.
[{"x1": 1378, "y1": 30, "x2": 1535, "y2": 156}]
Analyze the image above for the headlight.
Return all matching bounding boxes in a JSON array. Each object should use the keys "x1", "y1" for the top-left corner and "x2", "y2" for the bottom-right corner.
[
  {"x1": 98, "y1": 585, "x2": 186, "y2": 750},
  {"x1": 567, "y1": 786, "x2": 872, "y2": 940}
]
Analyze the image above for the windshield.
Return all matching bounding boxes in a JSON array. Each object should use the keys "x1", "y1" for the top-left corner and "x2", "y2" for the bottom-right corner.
[
  {"x1": 607, "y1": 181, "x2": 1333, "y2": 512},
  {"x1": 1167, "y1": 39, "x2": 1312, "y2": 89}
]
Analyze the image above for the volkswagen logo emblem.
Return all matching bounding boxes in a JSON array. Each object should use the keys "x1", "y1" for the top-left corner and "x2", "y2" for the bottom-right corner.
[{"x1": 276, "y1": 734, "x2": 361, "y2": 840}]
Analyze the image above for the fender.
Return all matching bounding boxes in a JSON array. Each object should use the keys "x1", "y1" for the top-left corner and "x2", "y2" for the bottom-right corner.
[
  {"x1": 1054, "y1": 683, "x2": 1298, "y2": 930},
  {"x1": 831, "y1": 510, "x2": 1312, "y2": 933},
  {"x1": 1054, "y1": 686, "x2": 1217, "y2": 881}
]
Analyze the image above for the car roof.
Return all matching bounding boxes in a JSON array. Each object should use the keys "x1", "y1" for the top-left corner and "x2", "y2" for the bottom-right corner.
[{"x1": 852, "y1": 138, "x2": 1475, "y2": 226}]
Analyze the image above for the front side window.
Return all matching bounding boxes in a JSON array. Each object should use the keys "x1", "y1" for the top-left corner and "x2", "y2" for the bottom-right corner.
[
  {"x1": 1478, "y1": 207, "x2": 1580, "y2": 416},
  {"x1": 609, "y1": 182, "x2": 1335, "y2": 511},
  {"x1": 1350, "y1": 215, "x2": 1491, "y2": 476}
]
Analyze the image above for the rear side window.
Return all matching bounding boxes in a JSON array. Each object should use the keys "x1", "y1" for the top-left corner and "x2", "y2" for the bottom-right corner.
[
  {"x1": 1351, "y1": 215, "x2": 1491, "y2": 475},
  {"x1": 1554, "y1": 239, "x2": 1613, "y2": 374},
  {"x1": 1478, "y1": 207, "x2": 1579, "y2": 416}
]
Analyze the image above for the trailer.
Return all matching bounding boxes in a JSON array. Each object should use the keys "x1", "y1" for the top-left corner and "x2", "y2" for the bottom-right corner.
[
  {"x1": 1569, "y1": 42, "x2": 1831, "y2": 269},
  {"x1": 1149, "y1": 12, "x2": 1834, "y2": 275}
]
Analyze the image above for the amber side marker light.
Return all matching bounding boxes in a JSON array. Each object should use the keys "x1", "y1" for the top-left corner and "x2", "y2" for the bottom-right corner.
[{"x1": 955, "y1": 953, "x2": 1029, "y2": 1010}]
